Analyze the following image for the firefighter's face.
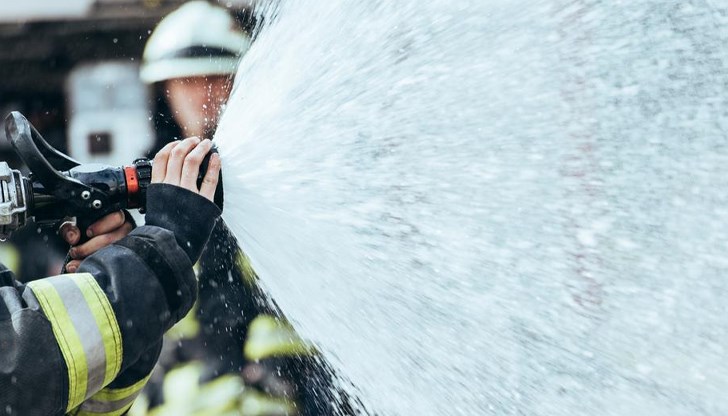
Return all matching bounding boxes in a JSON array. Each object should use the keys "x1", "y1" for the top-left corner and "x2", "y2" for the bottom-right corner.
[{"x1": 164, "y1": 75, "x2": 233, "y2": 138}]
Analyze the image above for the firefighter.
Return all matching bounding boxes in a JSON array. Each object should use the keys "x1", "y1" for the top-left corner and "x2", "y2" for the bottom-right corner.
[
  {"x1": 137, "y1": 3, "x2": 359, "y2": 415},
  {"x1": 140, "y1": 0, "x2": 251, "y2": 145},
  {"x1": 139, "y1": 0, "x2": 255, "y2": 385},
  {"x1": 0, "y1": 137, "x2": 221, "y2": 415}
]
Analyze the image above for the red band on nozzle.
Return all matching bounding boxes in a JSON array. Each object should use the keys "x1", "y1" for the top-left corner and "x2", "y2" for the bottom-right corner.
[{"x1": 124, "y1": 165, "x2": 140, "y2": 207}]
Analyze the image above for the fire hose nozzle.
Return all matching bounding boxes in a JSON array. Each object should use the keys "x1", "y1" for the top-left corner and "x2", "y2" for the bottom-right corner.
[{"x1": 0, "y1": 111, "x2": 223, "y2": 240}]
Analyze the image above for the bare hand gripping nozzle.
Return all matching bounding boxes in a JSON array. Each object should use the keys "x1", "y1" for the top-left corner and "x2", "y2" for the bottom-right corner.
[{"x1": 0, "y1": 111, "x2": 223, "y2": 240}]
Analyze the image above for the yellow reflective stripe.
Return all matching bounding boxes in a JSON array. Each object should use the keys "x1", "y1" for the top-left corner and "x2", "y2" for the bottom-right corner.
[
  {"x1": 76, "y1": 374, "x2": 151, "y2": 416},
  {"x1": 0, "y1": 243, "x2": 20, "y2": 274},
  {"x1": 240, "y1": 389, "x2": 298, "y2": 416},
  {"x1": 244, "y1": 315, "x2": 314, "y2": 361},
  {"x1": 166, "y1": 303, "x2": 200, "y2": 341},
  {"x1": 29, "y1": 279, "x2": 88, "y2": 411},
  {"x1": 28, "y1": 273, "x2": 123, "y2": 412},
  {"x1": 236, "y1": 251, "x2": 258, "y2": 286},
  {"x1": 74, "y1": 273, "x2": 122, "y2": 387},
  {"x1": 87, "y1": 374, "x2": 150, "y2": 402},
  {"x1": 76, "y1": 403, "x2": 134, "y2": 416}
]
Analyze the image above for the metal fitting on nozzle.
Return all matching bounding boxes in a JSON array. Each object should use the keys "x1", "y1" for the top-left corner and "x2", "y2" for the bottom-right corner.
[{"x1": 0, "y1": 162, "x2": 29, "y2": 240}]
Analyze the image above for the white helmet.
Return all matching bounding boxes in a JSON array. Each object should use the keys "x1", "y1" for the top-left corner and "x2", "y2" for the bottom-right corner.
[{"x1": 140, "y1": 1, "x2": 252, "y2": 84}]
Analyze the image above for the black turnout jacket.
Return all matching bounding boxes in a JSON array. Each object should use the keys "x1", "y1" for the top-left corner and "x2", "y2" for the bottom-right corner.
[{"x1": 0, "y1": 184, "x2": 220, "y2": 416}]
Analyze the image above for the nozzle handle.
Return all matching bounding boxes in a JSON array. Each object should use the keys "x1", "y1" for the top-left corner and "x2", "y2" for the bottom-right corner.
[{"x1": 4, "y1": 112, "x2": 109, "y2": 212}]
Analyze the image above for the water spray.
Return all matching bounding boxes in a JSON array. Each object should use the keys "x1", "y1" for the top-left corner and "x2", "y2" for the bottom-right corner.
[{"x1": 0, "y1": 111, "x2": 223, "y2": 240}]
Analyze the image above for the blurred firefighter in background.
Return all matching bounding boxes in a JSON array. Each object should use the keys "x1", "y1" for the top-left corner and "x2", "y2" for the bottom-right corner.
[{"x1": 133, "y1": 2, "x2": 352, "y2": 415}]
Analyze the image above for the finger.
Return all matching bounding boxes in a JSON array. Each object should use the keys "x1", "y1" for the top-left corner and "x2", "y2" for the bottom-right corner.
[
  {"x1": 86, "y1": 211, "x2": 125, "y2": 238},
  {"x1": 70, "y1": 222, "x2": 134, "y2": 259},
  {"x1": 66, "y1": 260, "x2": 81, "y2": 273},
  {"x1": 152, "y1": 141, "x2": 179, "y2": 183},
  {"x1": 165, "y1": 137, "x2": 201, "y2": 186},
  {"x1": 199, "y1": 153, "x2": 222, "y2": 202},
  {"x1": 60, "y1": 222, "x2": 80, "y2": 245},
  {"x1": 180, "y1": 139, "x2": 213, "y2": 191}
]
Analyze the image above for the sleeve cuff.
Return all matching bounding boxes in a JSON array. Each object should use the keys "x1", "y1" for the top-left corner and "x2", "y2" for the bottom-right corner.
[{"x1": 143, "y1": 183, "x2": 222, "y2": 263}]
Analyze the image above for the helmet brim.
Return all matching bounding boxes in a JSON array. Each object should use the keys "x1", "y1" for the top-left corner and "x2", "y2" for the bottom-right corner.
[{"x1": 140, "y1": 57, "x2": 240, "y2": 84}]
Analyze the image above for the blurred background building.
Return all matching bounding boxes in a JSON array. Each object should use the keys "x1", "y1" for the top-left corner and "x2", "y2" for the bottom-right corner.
[{"x1": 1, "y1": 1, "x2": 181, "y2": 164}]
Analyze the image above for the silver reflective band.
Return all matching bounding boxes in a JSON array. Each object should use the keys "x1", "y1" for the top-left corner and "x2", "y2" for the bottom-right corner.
[{"x1": 28, "y1": 273, "x2": 122, "y2": 410}]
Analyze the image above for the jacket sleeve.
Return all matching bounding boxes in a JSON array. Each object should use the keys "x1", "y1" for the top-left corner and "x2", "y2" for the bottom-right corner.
[{"x1": 0, "y1": 184, "x2": 220, "y2": 416}]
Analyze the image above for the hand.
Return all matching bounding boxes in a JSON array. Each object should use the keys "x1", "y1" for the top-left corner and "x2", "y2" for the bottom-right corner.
[
  {"x1": 61, "y1": 211, "x2": 134, "y2": 273},
  {"x1": 151, "y1": 137, "x2": 221, "y2": 202}
]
